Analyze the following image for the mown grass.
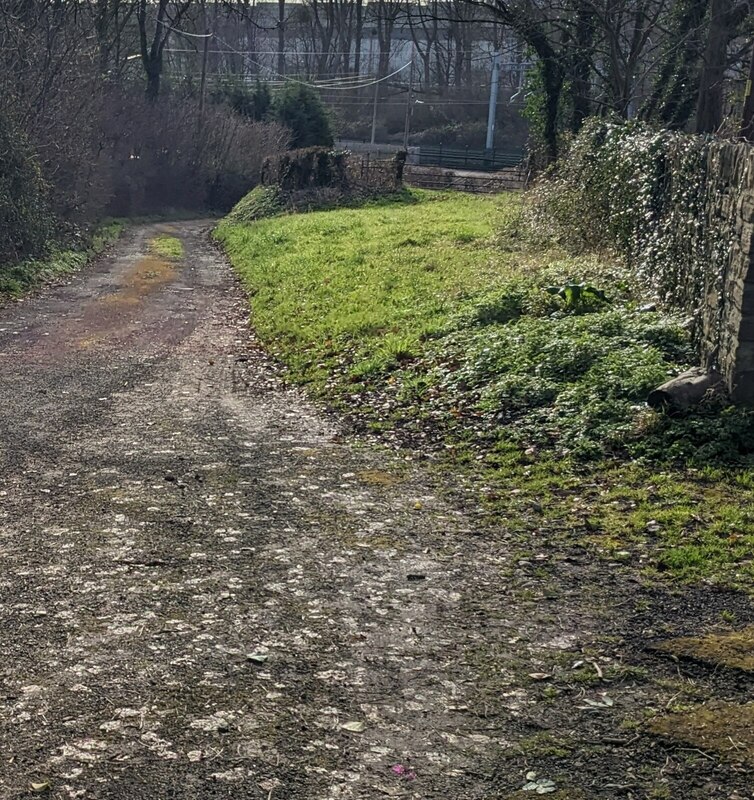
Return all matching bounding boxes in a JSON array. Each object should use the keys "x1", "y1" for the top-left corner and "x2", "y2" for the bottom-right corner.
[
  {"x1": 216, "y1": 188, "x2": 754, "y2": 587},
  {"x1": 0, "y1": 219, "x2": 125, "y2": 298},
  {"x1": 217, "y1": 190, "x2": 512, "y2": 383}
]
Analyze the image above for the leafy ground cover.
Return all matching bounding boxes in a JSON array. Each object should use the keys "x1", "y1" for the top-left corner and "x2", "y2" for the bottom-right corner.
[
  {"x1": 216, "y1": 189, "x2": 754, "y2": 587},
  {"x1": 0, "y1": 219, "x2": 125, "y2": 298}
]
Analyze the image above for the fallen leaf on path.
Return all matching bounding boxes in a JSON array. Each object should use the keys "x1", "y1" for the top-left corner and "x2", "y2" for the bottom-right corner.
[
  {"x1": 578, "y1": 695, "x2": 614, "y2": 710},
  {"x1": 247, "y1": 652, "x2": 269, "y2": 664},
  {"x1": 522, "y1": 777, "x2": 556, "y2": 794}
]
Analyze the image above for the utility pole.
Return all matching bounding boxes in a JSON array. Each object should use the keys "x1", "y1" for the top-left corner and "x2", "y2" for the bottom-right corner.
[
  {"x1": 370, "y1": 74, "x2": 380, "y2": 145},
  {"x1": 485, "y1": 51, "x2": 501, "y2": 151},
  {"x1": 402, "y1": 43, "x2": 415, "y2": 149},
  {"x1": 198, "y1": 29, "x2": 210, "y2": 130},
  {"x1": 370, "y1": 33, "x2": 379, "y2": 144}
]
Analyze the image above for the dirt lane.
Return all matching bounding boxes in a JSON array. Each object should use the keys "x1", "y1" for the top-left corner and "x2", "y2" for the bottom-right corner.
[
  {"x1": 1, "y1": 221, "x2": 752, "y2": 800},
  {"x1": 0, "y1": 222, "x2": 522, "y2": 799}
]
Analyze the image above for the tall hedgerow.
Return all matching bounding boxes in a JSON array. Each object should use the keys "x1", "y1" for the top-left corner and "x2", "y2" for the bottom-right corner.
[
  {"x1": 0, "y1": 109, "x2": 51, "y2": 265},
  {"x1": 526, "y1": 119, "x2": 731, "y2": 331}
]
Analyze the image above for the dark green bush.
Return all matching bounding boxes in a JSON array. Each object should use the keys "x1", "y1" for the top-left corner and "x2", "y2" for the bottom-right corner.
[
  {"x1": 214, "y1": 78, "x2": 272, "y2": 122},
  {"x1": 527, "y1": 119, "x2": 726, "y2": 321},
  {"x1": 272, "y1": 83, "x2": 333, "y2": 149}
]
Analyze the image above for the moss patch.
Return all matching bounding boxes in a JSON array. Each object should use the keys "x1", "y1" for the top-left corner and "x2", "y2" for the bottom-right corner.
[
  {"x1": 650, "y1": 702, "x2": 754, "y2": 765},
  {"x1": 653, "y1": 626, "x2": 754, "y2": 672},
  {"x1": 148, "y1": 235, "x2": 184, "y2": 261},
  {"x1": 356, "y1": 470, "x2": 402, "y2": 487},
  {"x1": 102, "y1": 255, "x2": 176, "y2": 307}
]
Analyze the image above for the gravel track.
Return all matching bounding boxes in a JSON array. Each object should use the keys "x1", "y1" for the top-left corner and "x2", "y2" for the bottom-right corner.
[{"x1": 1, "y1": 221, "x2": 752, "y2": 800}]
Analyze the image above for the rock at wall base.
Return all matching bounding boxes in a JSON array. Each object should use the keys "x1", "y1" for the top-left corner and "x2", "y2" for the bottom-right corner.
[{"x1": 647, "y1": 368, "x2": 724, "y2": 412}]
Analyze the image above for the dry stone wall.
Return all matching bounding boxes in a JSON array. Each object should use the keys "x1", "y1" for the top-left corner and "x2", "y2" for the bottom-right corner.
[{"x1": 699, "y1": 142, "x2": 754, "y2": 402}]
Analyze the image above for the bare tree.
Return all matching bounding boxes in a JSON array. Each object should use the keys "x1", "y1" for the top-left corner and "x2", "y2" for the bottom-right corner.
[
  {"x1": 695, "y1": 0, "x2": 750, "y2": 132},
  {"x1": 136, "y1": 0, "x2": 195, "y2": 99}
]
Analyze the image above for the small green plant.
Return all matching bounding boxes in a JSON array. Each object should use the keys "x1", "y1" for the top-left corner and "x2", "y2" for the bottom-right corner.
[{"x1": 546, "y1": 282, "x2": 609, "y2": 312}]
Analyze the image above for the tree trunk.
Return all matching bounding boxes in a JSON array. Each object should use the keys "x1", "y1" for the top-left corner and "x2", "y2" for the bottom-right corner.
[
  {"x1": 145, "y1": 61, "x2": 161, "y2": 101},
  {"x1": 741, "y1": 43, "x2": 754, "y2": 140},
  {"x1": 696, "y1": 0, "x2": 748, "y2": 133},
  {"x1": 541, "y1": 57, "x2": 563, "y2": 164},
  {"x1": 95, "y1": 0, "x2": 111, "y2": 74},
  {"x1": 643, "y1": 0, "x2": 710, "y2": 128},
  {"x1": 277, "y1": 0, "x2": 285, "y2": 76},
  {"x1": 569, "y1": 0, "x2": 593, "y2": 132},
  {"x1": 354, "y1": 0, "x2": 363, "y2": 75}
]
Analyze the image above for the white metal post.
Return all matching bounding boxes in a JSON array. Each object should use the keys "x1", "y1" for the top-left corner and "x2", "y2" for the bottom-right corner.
[
  {"x1": 403, "y1": 43, "x2": 415, "y2": 149},
  {"x1": 485, "y1": 52, "x2": 501, "y2": 151}
]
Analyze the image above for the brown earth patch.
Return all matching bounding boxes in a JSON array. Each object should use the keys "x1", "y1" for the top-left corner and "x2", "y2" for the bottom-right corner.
[{"x1": 100, "y1": 254, "x2": 176, "y2": 308}]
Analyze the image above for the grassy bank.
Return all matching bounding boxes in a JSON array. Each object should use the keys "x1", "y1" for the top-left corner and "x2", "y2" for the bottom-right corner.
[
  {"x1": 0, "y1": 219, "x2": 125, "y2": 299},
  {"x1": 216, "y1": 189, "x2": 754, "y2": 586}
]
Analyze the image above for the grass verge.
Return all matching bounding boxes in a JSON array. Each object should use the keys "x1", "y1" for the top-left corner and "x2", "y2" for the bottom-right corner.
[
  {"x1": 0, "y1": 219, "x2": 126, "y2": 299},
  {"x1": 216, "y1": 188, "x2": 754, "y2": 587}
]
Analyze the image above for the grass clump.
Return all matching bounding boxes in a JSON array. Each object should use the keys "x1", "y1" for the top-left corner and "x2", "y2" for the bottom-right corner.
[
  {"x1": 149, "y1": 235, "x2": 184, "y2": 260},
  {"x1": 216, "y1": 189, "x2": 503, "y2": 382},
  {"x1": 226, "y1": 185, "x2": 285, "y2": 224},
  {"x1": 217, "y1": 188, "x2": 754, "y2": 587}
]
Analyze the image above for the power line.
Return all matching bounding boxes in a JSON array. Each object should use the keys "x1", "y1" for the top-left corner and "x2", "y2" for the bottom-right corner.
[
  {"x1": 213, "y1": 32, "x2": 413, "y2": 90},
  {"x1": 154, "y1": 18, "x2": 213, "y2": 38},
  {"x1": 164, "y1": 46, "x2": 507, "y2": 56}
]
